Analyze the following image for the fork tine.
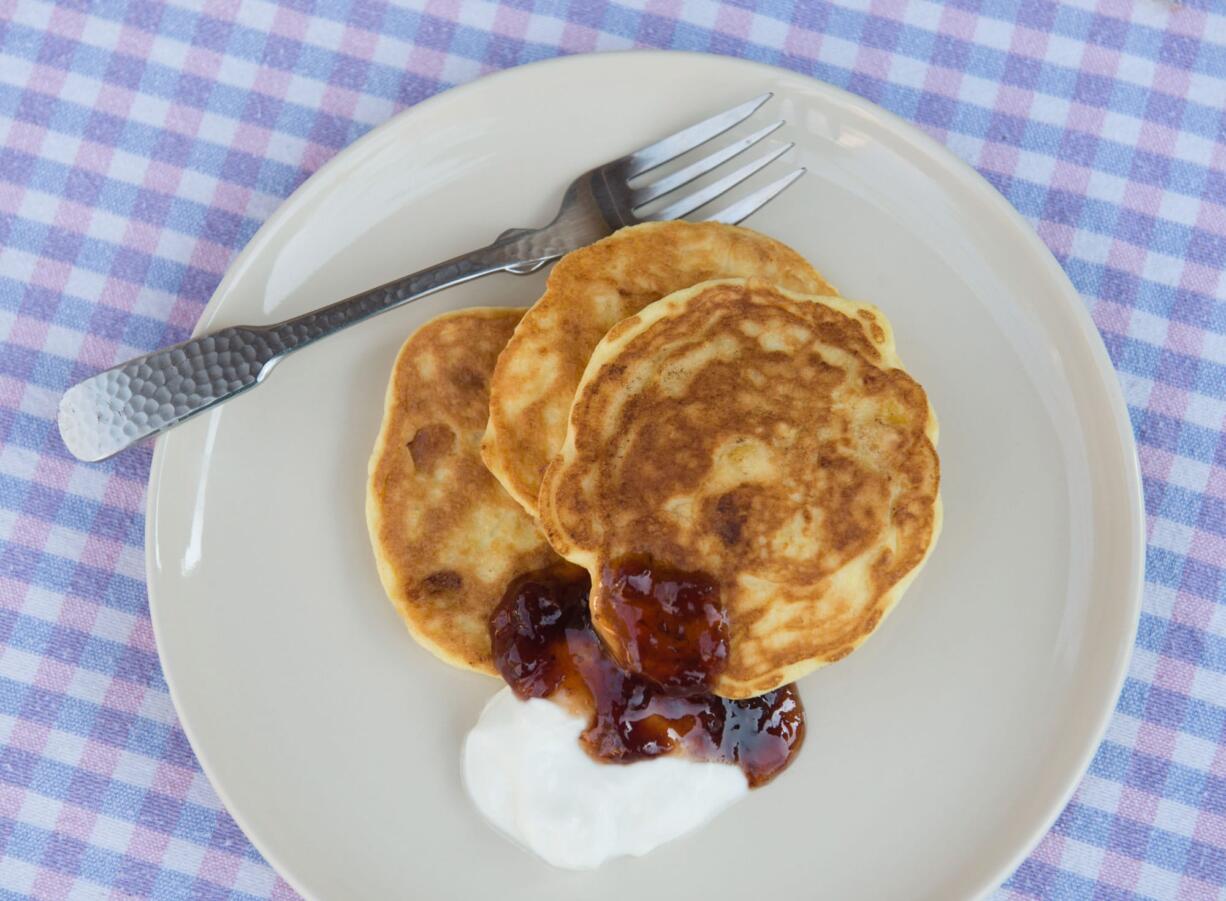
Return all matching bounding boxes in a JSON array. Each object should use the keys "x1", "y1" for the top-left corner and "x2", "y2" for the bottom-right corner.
[
  {"x1": 705, "y1": 168, "x2": 806, "y2": 225},
  {"x1": 632, "y1": 121, "x2": 784, "y2": 208},
  {"x1": 622, "y1": 93, "x2": 772, "y2": 179},
  {"x1": 649, "y1": 142, "x2": 795, "y2": 222}
]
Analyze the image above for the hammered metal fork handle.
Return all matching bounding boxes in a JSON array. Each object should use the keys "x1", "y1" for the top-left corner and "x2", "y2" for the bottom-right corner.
[{"x1": 57, "y1": 234, "x2": 556, "y2": 462}]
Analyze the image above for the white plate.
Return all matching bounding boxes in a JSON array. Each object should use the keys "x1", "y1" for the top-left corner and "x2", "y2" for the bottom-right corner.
[{"x1": 147, "y1": 52, "x2": 1143, "y2": 900}]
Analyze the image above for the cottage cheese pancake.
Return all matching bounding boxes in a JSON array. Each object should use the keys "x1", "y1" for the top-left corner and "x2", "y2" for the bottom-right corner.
[
  {"x1": 366, "y1": 308, "x2": 560, "y2": 675},
  {"x1": 482, "y1": 221, "x2": 835, "y2": 517},
  {"x1": 538, "y1": 280, "x2": 942, "y2": 698}
]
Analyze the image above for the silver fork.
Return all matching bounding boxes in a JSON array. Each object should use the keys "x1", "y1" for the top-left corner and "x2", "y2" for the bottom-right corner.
[{"x1": 58, "y1": 93, "x2": 803, "y2": 462}]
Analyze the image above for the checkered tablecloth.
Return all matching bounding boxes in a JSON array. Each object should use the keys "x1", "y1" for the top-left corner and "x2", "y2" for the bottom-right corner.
[{"x1": 0, "y1": 1, "x2": 1223, "y2": 898}]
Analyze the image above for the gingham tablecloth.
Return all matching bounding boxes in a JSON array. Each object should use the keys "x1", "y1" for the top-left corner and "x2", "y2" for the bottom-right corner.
[{"x1": 0, "y1": 1, "x2": 1223, "y2": 898}]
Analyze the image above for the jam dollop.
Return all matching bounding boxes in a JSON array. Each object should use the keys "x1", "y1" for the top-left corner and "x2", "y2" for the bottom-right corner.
[
  {"x1": 600, "y1": 554, "x2": 728, "y2": 694},
  {"x1": 489, "y1": 562, "x2": 804, "y2": 787}
]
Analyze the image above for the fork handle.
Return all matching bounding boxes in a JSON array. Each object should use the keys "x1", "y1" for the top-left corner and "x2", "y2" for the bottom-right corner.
[{"x1": 57, "y1": 234, "x2": 555, "y2": 462}]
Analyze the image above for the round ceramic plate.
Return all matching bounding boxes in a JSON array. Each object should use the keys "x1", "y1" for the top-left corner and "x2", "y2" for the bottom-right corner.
[{"x1": 147, "y1": 52, "x2": 1143, "y2": 900}]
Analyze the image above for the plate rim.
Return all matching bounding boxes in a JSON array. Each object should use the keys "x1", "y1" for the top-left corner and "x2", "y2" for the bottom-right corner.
[{"x1": 145, "y1": 49, "x2": 1145, "y2": 900}]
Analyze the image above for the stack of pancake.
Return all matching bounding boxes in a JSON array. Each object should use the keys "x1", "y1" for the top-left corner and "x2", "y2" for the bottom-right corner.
[{"x1": 366, "y1": 221, "x2": 941, "y2": 699}]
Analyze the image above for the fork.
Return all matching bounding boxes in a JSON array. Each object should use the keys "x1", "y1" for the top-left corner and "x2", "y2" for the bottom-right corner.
[{"x1": 58, "y1": 93, "x2": 803, "y2": 462}]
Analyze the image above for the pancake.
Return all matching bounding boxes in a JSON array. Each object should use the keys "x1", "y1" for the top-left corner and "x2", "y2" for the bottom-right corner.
[
  {"x1": 366, "y1": 308, "x2": 560, "y2": 675},
  {"x1": 538, "y1": 279, "x2": 942, "y2": 699},
  {"x1": 482, "y1": 221, "x2": 836, "y2": 517}
]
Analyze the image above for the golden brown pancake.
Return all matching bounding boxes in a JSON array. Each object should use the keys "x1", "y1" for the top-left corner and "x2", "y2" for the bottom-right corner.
[
  {"x1": 538, "y1": 280, "x2": 942, "y2": 698},
  {"x1": 366, "y1": 308, "x2": 560, "y2": 675},
  {"x1": 482, "y1": 221, "x2": 836, "y2": 517}
]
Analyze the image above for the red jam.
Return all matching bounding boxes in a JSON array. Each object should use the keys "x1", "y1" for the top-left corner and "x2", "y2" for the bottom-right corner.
[
  {"x1": 489, "y1": 562, "x2": 804, "y2": 787},
  {"x1": 600, "y1": 554, "x2": 728, "y2": 694}
]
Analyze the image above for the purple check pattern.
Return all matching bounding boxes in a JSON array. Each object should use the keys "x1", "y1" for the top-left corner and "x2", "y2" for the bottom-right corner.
[{"x1": 0, "y1": 0, "x2": 1223, "y2": 898}]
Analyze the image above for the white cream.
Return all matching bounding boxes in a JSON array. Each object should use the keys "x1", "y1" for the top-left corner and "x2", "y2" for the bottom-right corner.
[{"x1": 463, "y1": 687, "x2": 747, "y2": 869}]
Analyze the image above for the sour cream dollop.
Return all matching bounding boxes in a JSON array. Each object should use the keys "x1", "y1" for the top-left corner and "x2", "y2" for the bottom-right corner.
[{"x1": 463, "y1": 688, "x2": 747, "y2": 869}]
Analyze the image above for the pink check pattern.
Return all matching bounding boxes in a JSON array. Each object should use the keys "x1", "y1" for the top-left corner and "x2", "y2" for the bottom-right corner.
[{"x1": 0, "y1": 1, "x2": 1223, "y2": 898}]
